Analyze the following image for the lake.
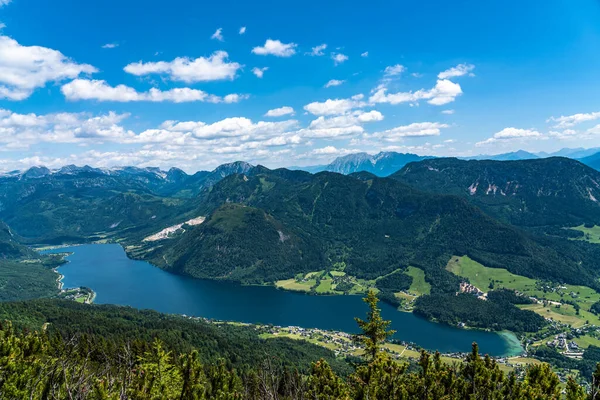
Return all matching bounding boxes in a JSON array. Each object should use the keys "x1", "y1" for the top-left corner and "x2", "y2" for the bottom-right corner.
[{"x1": 45, "y1": 243, "x2": 522, "y2": 356}]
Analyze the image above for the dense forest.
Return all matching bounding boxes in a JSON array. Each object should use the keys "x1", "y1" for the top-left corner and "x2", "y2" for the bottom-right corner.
[
  {"x1": 0, "y1": 292, "x2": 597, "y2": 399},
  {"x1": 392, "y1": 157, "x2": 600, "y2": 228},
  {"x1": 139, "y1": 167, "x2": 600, "y2": 293}
]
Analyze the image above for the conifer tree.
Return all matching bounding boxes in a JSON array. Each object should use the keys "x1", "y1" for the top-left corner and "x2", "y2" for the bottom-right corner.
[{"x1": 354, "y1": 290, "x2": 395, "y2": 360}]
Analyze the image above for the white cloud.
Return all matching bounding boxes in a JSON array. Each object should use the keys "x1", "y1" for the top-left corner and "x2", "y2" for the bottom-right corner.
[
  {"x1": 309, "y1": 44, "x2": 327, "y2": 56},
  {"x1": 239, "y1": 26, "x2": 246, "y2": 35},
  {"x1": 476, "y1": 128, "x2": 543, "y2": 146},
  {"x1": 324, "y1": 79, "x2": 345, "y2": 88},
  {"x1": 548, "y1": 111, "x2": 600, "y2": 128},
  {"x1": 0, "y1": 109, "x2": 136, "y2": 149},
  {"x1": 304, "y1": 95, "x2": 366, "y2": 116},
  {"x1": 251, "y1": 67, "x2": 268, "y2": 78},
  {"x1": 223, "y1": 93, "x2": 249, "y2": 103},
  {"x1": 311, "y1": 146, "x2": 352, "y2": 156},
  {"x1": 0, "y1": 23, "x2": 5, "y2": 30},
  {"x1": 493, "y1": 127, "x2": 542, "y2": 139},
  {"x1": 252, "y1": 39, "x2": 297, "y2": 57},
  {"x1": 442, "y1": 109, "x2": 455, "y2": 115},
  {"x1": 438, "y1": 63, "x2": 475, "y2": 79},
  {"x1": 384, "y1": 64, "x2": 405, "y2": 76},
  {"x1": 0, "y1": 0, "x2": 11, "y2": 6},
  {"x1": 211, "y1": 28, "x2": 224, "y2": 41},
  {"x1": 331, "y1": 53, "x2": 348, "y2": 65},
  {"x1": 265, "y1": 106, "x2": 295, "y2": 117},
  {"x1": 101, "y1": 43, "x2": 118, "y2": 49},
  {"x1": 361, "y1": 51, "x2": 369, "y2": 57},
  {"x1": 369, "y1": 79, "x2": 462, "y2": 106},
  {"x1": 0, "y1": 35, "x2": 97, "y2": 100},
  {"x1": 124, "y1": 51, "x2": 241, "y2": 82},
  {"x1": 370, "y1": 122, "x2": 449, "y2": 141},
  {"x1": 61, "y1": 79, "x2": 247, "y2": 103},
  {"x1": 300, "y1": 110, "x2": 383, "y2": 139}
]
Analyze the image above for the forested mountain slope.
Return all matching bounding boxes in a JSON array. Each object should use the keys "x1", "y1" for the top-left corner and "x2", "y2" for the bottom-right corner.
[
  {"x1": 139, "y1": 167, "x2": 600, "y2": 293},
  {"x1": 0, "y1": 162, "x2": 253, "y2": 243},
  {"x1": 391, "y1": 157, "x2": 600, "y2": 227}
]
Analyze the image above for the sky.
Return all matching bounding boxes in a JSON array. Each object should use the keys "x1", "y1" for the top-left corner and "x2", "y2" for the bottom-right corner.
[{"x1": 1, "y1": 0, "x2": 600, "y2": 172}]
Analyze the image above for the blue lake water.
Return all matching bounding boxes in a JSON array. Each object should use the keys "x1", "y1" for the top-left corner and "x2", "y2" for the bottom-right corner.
[{"x1": 44, "y1": 243, "x2": 522, "y2": 356}]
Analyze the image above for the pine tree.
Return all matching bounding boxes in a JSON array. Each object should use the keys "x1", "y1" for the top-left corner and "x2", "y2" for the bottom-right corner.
[{"x1": 354, "y1": 290, "x2": 396, "y2": 360}]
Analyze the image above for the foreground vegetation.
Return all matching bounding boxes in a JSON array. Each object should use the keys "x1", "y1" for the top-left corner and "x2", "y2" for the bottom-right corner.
[{"x1": 2, "y1": 292, "x2": 600, "y2": 399}]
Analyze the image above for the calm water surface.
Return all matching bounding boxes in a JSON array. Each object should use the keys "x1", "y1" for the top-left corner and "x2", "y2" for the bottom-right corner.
[{"x1": 45, "y1": 244, "x2": 522, "y2": 356}]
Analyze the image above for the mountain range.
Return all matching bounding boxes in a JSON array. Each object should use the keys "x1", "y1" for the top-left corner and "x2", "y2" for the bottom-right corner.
[
  {"x1": 4, "y1": 154, "x2": 600, "y2": 335},
  {"x1": 286, "y1": 147, "x2": 600, "y2": 177}
]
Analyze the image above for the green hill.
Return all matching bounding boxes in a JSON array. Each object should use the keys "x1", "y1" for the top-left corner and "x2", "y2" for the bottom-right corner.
[
  {"x1": 391, "y1": 157, "x2": 600, "y2": 228},
  {"x1": 139, "y1": 167, "x2": 600, "y2": 295}
]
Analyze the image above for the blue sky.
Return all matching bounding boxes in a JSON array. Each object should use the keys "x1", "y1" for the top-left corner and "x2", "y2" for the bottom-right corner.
[{"x1": 1, "y1": 0, "x2": 600, "y2": 172}]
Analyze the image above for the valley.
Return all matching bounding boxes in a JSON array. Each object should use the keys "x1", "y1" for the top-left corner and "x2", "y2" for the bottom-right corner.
[{"x1": 4, "y1": 156, "x2": 600, "y2": 382}]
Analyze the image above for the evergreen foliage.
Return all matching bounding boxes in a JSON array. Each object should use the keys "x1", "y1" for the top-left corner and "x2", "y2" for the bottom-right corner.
[{"x1": 0, "y1": 293, "x2": 593, "y2": 399}]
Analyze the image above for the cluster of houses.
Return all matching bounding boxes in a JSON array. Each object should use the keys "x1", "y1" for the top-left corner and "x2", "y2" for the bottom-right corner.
[
  {"x1": 546, "y1": 333, "x2": 582, "y2": 356},
  {"x1": 458, "y1": 282, "x2": 487, "y2": 300}
]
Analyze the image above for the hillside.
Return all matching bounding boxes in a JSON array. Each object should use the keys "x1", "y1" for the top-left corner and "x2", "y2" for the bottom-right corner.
[
  {"x1": 137, "y1": 167, "x2": 600, "y2": 295},
  {"x1": 0, "y1": 162, "x2": 253, "y2": 243},
  {"x1": 1, "y1": 297, "x2": 593, "y2": 398},
  {"x1": 392, "y1": 157, "x2": 600, "y2": 228}
]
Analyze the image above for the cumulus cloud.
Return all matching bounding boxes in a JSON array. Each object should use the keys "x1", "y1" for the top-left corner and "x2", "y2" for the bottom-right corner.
[
  {"x1": 0, "y1": 109, "x2": 136, "y2": 149},
  {"x1": 300, "y1": 110, "x2": 383, "y2": 139},
  {"x1": 124, "y1": 51, "x2": 241, "y2": 82},
  {"x1": 369, "y1": 79, "x2": 463, "y2": 106},
  {"x1": 309, "y1": 44, "x2": 327, "y2": 56},
  {"x1": 101, "y1": 43, "x2": 118, "y2": 49},
  {"x1": 239, "y1": 27, "x2": 246, "y2": 35},
  {"x1": 251, "y1": 67, "x2": 268, "y2": 78},
  {"x1": 211, "y1": 28, "x2": 224, "y2": 41},
  {"x1": 331, "y1": 53, "x2": 348, "y2": 65},
  {"x1": 438, "y1": 63, "x2": 475, "y2": 79},
  {"x1": 384, "y1": 64, "x2": 405, "y2": 76},
  {"x1": 476, "y1": 128, "x2": 542, "y2": 146},
  {"x1": 265, "y1": 106, "x2": 295, "y2": 117},
  {"x1": 304, "y1": 94, "x2": 366, "y2": 116},
  {"x1": 61, "y1": 79, "x2": 247, "y2": 103},
  {"x1": 369, "y1": 122, "x2": 449, "y2": 141},
  {"x1": 548, "y1": 111, "x2": 600, "y2": 128},
  {"x1": 252, "y1": 39, "x2": 297, "y2": 57},
  {"x1": 324, "y1": 79, "x2": 345, "y2": 88},
  {"x1": 361, "y1": 51, "x2": 368, "y2": 57},
  {"x1": 442, "y1": 109, "x2": 455, "y2": 115},
  {"x1": 0, "y1": 35, "x2": 97, "y2": 100},
  {"x1": 0, "y1": 0, "x2": 11, "y2": 6}
]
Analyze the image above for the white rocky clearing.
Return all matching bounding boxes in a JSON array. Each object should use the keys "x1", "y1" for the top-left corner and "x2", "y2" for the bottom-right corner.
[{"x1": 143, "y1": 216, "x2": 205, "y2": 242}]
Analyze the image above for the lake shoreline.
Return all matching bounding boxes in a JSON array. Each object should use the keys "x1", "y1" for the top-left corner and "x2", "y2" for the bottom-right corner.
[{"x1": 44, "y1": 243, "x2": 524, "y2": 358}]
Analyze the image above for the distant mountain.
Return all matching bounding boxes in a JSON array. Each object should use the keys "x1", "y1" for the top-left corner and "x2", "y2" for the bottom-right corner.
[
  {"x1": 547, "y1": 147, "x2": 600, "y2": 159},
  {"x1": 288, "y1": 165, "x2": 328, "y2": 174},
  {"x1": 138, "y1": 166, "x2": 600, "y2": 294},
  {"x1": 466, "y1": 150, "x2": 539, "y2": 161},
  {"x1": 323, "y1": 152, "x2": 433, "y2": 176},
  {"x1": 578, "y1": 151, "x2": 600, "y2": 171},
  {"x1": 392, "y1": 157, "x2": 600, "y2": 227},
  {"x1": 0, "y1": 162, "x2": 255, "y2": 243}
]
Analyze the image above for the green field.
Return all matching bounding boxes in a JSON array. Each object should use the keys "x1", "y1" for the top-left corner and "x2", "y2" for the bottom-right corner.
[
  {"x1": 275, "y1": 278, "x2": 317, "y2": 292},
  {"x1": 446, "y1": 256, "x2": 537, "y2": 293},
  {"x1": 276, "y1": 270, "x2": 376, "y2": 295},
  {"x1": 573, "y1": 334, "x2": 600, "y2": 349},
  {"x1": 405, "y1": 266, "x2": 431, "y2": 296},
  {"x1": 446, "y1": 255, "x2": 600, "y2": 328},
  {"x1": 570, "y1": 224, "x2": 600, "y2": 244}
]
